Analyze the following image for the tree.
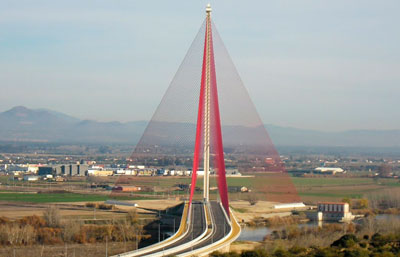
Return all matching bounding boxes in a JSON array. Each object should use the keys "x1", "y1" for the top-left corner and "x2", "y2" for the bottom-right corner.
[
  {"x1": 378, "y1": 164, "x2": 392, "y2": 178},
  {"x1": 43, "y1": 206, "x2": 61, "y2": 228},
  {"x1": 342, "y1": 197, "x2": 352, "y2": 207},
  {"x1": 370, "y1": 233, "x2": 386, "y2": 248},
  {"x1": 126, "y1": 209, "x2": 139, "y2": 226},
  {"x1": 246, "y1": 193, "x2": 259, "y2": 206},
  {"x1": 98, "y1": 145, "x2": 112, "y2": 154},
  {"x1": 331, "y1": 234, "x2": 358, "y2": 248},
  {"x1": 355, "y1": 199, "x2": 369, "y2": 209}
]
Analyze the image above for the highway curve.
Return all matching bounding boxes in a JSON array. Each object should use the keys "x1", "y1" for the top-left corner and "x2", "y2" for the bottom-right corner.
[
  {"x1": 174, "y1": 201, "x2": 231, "y2": 255},
  {"x1": 138, "y1": 201, "x2": 206, "y2": 256}
]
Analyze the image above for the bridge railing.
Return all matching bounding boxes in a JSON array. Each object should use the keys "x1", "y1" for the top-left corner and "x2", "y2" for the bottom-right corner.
[
  {"x1": 178, "y1": 206, "x2": 241, "y2": 257},
  {"x1": 144, "y1": 202, "x2": 210, "y2": 257},
  {"x1": 113, "y1": 201, "x2": 191, "y2": 257}
]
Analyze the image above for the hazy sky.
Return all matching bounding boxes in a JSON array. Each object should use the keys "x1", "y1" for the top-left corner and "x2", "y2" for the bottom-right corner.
[{"x1": 1, "y1": 0, "x2": 399, "y2": 131}]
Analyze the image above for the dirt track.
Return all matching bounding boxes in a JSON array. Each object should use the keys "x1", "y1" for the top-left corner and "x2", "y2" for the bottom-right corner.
[{"x1": 0, "y1": 199, "x2": 182, "y2": 220}]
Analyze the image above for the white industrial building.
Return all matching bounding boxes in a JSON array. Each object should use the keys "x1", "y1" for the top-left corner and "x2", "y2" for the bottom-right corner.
[
  {"x1": 23, "y1": 175, "x2": 39, "y2": 181},
  {"x1": 314, "y1": 167, "x2": 345, "y2": 174},
  {"x1": 308, "y1": 202, "x2": 354, "y2": 222},
  {"x1": 274, "y1": 202, "x2": 306, "y2": 209}
]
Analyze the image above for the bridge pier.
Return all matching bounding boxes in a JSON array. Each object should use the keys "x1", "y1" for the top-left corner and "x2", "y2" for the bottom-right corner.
[{"x1": 216, "y1": 243, "x2": 231, "y2": 253}]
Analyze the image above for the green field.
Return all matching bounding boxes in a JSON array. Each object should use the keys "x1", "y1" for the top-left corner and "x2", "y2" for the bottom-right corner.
[
  {"x1": 159, "y1": 175, "x2": 400, "y2": 202},
  {"x1": 291, "y1": 177, "x2": 373, "y2": 187},
  {"x1": 298, "y1": 191, "x2": 363, "y2": 199},
  {"x1": 0, "y1": 192, "x2": 152, "y2": 203},
  {"x1": 1, "y1": 175, "x2": 399, "y2": 204},
  {"x1": 290, "y1": 176, "x2": 400, "y2": 201}
]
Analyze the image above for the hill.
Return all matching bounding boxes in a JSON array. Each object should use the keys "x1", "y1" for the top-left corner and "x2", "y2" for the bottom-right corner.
[{"x1": 0, "y1": 106, "x2": 399, "y2": 147}]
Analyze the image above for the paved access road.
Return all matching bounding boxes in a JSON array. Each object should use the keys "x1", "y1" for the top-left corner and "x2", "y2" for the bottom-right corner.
[
  {"x1": 174, "y1": 201, "x2": 231, "y2": 255},
  {"x1": 138, "y1": 202, "x2": 206, "y2": 256}
]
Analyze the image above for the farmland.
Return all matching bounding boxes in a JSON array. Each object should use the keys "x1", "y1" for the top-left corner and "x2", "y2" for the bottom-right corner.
[
  {"x1": 2, "y1": 174, "x2": 399, "y2": 204},
  {"x1": 0, "y1": 192, "x2": 152, "y2": 203}
]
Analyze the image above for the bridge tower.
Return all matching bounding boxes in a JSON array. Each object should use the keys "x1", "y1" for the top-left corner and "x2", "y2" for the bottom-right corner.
[
  {"x1": 189, "y1": 4, "x2": 230, "y2": 217},
  {"x1": 203, "y1": 3, "x2": 212, "y2": 203}
]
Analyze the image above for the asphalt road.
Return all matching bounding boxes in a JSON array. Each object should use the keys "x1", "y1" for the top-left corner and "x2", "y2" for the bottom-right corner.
[
  {"x1": 138, "y1": 201, "x2": 206, "y2": 256},
  {"x1": 174, "y1": 201, "x2": 231, "y2": 255}
]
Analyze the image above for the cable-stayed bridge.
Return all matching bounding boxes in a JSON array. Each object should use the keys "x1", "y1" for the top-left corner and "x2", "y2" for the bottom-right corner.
[
  {"x1": 115, "y1": 201, "x2": 240, "y2": 257},
  {"x1": 111, "y1": 3, "x2": 293, "y2": 256}
]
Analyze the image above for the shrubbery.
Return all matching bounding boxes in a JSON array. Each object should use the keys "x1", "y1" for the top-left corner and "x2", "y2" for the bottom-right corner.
[
  {"x1": 85, "y1": 202, "x2": 114, "y2": 210},
  {"x1": 0, "y1": 207, "x2": 142, "y2": 246},
  {"x1": 211, "y1": 233, "x2": 400, "y2": 257}
]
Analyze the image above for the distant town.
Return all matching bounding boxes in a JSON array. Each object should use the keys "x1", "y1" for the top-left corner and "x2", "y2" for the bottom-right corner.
[{"x1": 1, "y1": 143, "x2": 399, "y2": 182}]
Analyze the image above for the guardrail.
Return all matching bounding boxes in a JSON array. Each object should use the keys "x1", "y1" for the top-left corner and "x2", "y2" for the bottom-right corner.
[
  {"x1": 113, "y1": 201, "x2": 240, "y2": 257},
  {"x1": 145, "y1": 202, "x2": 210, "y2": 257},
  {"x1": 178, "y1": 206, "x2": 241, "y2": 257},
  {"x1": 113, "y1": 202, "x2": 190, "y2": 257}
]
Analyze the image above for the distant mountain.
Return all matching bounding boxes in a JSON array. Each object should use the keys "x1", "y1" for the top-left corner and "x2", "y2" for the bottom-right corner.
[
  {"x1": 0, "y1": 106, "x2": 399, "y2": 147},
  {"x1": 265, "y1": 124, "x2": 400, "y2": 147},
  {"x1": 0, "y1": 106, "x2": 146, "y2": 143}
]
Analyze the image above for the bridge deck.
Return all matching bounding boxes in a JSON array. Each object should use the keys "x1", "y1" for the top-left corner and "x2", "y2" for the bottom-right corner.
[
  {"x1": 137, "y1": 202, "x2": 206, "y2": 256},
  {"x1": 115, "y1": 201, "x2": 240, "y2": 257},
  {"x1": 174, "y1": 201, "x2": 230, "y2": 255}
]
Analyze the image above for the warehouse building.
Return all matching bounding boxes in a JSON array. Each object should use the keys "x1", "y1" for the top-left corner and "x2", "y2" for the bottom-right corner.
[
  {"x1": 314, "y1": 167, "x2": 345, "y2": 174},
  {"x1": 38, "y1": 166, "x2": 53, "y2": 176},
  {"x1": 308, "y1": 202, "x2": 354, "y2": 222}
]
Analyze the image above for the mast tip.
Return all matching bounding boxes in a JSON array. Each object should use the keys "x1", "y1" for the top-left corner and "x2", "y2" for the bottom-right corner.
[{"x1": 206, "y1": 3, "x2": 212, "y2": 13}]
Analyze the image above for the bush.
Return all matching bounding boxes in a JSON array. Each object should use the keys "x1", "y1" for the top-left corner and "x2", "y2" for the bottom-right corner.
[
  {"x1": 246, "y1": 194, "x2": 259, "y2": 206},
  {"x1": 210, "y1": 251, "x2": 240, "y2": 257},
  {"x1": 85, "y1": 202, "x2": 97, "y2": 208},
  {"x1": 331, "y1": 234, "x2": 358, "y2": 248},
  {"x1": 0, "y1": 223, "x2": 36, "y2": 245},
  {"x1": 354, "y1": 199, "x2": 369, "y2": 209},
  {"x1": 18, "y1": 215, "x2": 46, "y2": 228},
  {"x1": 359, "y1": 242, "x2": 367, "y2": 248},
  {"x1": 273, "y1": 248, "x2": 290, "y2": 257},
  {"x1": 0, "y1": 217, "x2": 10, "y2": 225},
  {"x1": 126, "y1": 209, "x2": 139, "y2": 225},
  {"x1": 98, "y1": 203, "x2": 113, "y2": 210},
  {"x1": 370, "y1": 233, "x2": 386, "y2": 248},
  {"x1": 241, "y1": 249, "x2": 269, "y2": 257},
  {"x1": 343, "y1": 249, "x2": 369, "y2": 257},
  {"x1": 37, "y1": 227, "x2": 63, "y2": 244},
  {"x1": 62, "y1": 219, "x2": 81, "y2": 243},
  {"x1": 289, "y1": 246, "x2": 306, "y2": 254},
  {"x1": 313, "y1": 248, "x2": 338, "y2": 257}
]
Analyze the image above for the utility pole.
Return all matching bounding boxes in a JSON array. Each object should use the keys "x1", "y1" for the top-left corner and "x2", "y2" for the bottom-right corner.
[
  {"x1": 136, "y1": 231, "x2": 139, "y2": 250},
  {"x1": 224, "y1": 218, "x2": 226, "y2": 236},
  {"x1": 158, "y1": 223, "x2": 161, "y2": 242},
  {"x1": 105, "y1": 237, "x2": 108, "y2": 257}
]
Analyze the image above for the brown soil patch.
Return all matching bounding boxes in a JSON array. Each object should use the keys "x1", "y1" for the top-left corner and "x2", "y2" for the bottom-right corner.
[
  {"x1": 230, "y1": 241, "x2": 261, "y2": 252},
  {"x1": 231, "y1": 200, "x2": 297, "y2": 223}
]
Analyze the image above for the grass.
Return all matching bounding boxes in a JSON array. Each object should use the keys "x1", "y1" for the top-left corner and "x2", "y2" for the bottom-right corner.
[
  {"x1": 0, "y1": 192, "x2": 153, "y2": 203},
  {"x1": 0, "y1": 176, "x2": 10, "y2": 183},
  {"x1": 377, "y1": 179, "x2": 400, "y2": 187},
  {"x1": 298, "y1": 191, "x2": 363, "y2": 199},
  {"x1": 2, "y1": 174, "x2": 399, "y2": 204},
  {"x1": 150, "y1": 176, "x2": 253, "y2": 188},
  {"x1": 291, "y1": 177, "x2": 374, "y2": 187},
  {"x1": 153, "y1": 175, "x2": 399, "y2": 202},
  {"x1": 230, "y1": 206, "x2": 248, "y2": 213}
]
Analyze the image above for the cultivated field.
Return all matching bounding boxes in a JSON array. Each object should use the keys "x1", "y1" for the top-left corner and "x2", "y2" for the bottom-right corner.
[{"x1": 1, "y1": 174, "x2": 399, "y2": 220}]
